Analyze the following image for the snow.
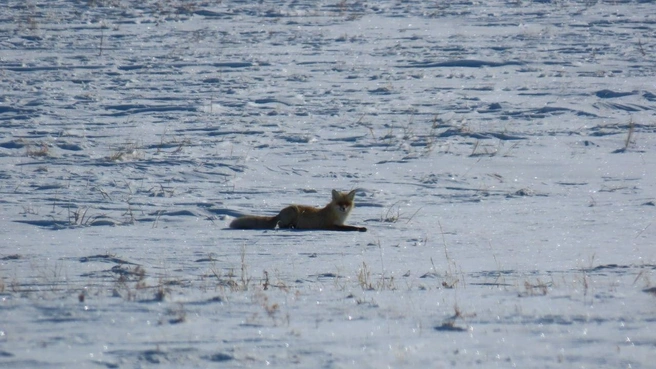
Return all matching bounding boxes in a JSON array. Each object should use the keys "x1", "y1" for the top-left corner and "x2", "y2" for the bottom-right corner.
[{"x1": 1, "y1": 1, "x2": 655, "y2": 368}]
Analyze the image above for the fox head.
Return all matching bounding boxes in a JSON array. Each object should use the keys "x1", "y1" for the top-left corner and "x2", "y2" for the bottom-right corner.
[{"x1": 332, "y1": 189, "x2": 356, "y2": 213}]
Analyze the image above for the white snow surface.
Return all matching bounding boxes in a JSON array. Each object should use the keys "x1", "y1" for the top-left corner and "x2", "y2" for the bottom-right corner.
[{"x1": 1, "y1": 1, "x2": 656, "y2": 368}]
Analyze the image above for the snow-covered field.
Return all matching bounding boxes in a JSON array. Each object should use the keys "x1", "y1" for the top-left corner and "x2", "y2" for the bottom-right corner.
[{"x1": 1, "y1": 0, "x2": 655, "y2": 367}]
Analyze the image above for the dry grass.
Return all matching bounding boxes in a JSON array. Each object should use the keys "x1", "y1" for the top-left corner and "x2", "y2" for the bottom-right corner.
[
  {"x1": 519, "y1": 278, "x2": 550, "y2": 297},
  {"x1": 107, "y1": 140, "x2": 144, "y2": 161},
  {"x1": 380, "y1": 201, "x2": 422, "y2": 224},
  {"x1": 356, "y1": 262, "x2": 395, "y2": 291},
  {"x1": 437, "y1": 221, "x2": 462, "y2": 289},
  {"x1": 613, "y1": 118, "x2": 637, "y2": 153},
  {"x1": 624, "y1": 118, "x2": 635, "y2": 150},
  {"x1": 26, "y1": 142, "x2": 50, "y2": 157},
  {"x1": 208, "y1": 245, "x2": 251, "y2": 292},
  {"x1": 434, "y1": 304, "x2": 476, "y2": 332}
]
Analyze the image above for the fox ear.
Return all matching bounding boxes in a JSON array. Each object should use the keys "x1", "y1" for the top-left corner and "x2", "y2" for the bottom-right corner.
[
  {"x1": 332, "y1": 189, "x2": 339, "y2": 200},
  {"x1": 346, "y1": 190, "x2": 356, "y2": 201}
]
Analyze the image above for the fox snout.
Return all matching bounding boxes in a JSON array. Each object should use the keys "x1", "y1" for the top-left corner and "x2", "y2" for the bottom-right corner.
[{"x1": 336, "y1": 203, "x2": 351, "y2": 212}]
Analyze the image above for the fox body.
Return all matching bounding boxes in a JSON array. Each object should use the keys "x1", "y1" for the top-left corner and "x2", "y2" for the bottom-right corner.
[{"x1": 230, "y1": 190, "x2": 367, "y2": 232}]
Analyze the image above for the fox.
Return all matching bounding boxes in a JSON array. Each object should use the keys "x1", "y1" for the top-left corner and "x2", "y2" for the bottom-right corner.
[{"x1": 229, "y1": 189, "x2": 367, "y2": 232}]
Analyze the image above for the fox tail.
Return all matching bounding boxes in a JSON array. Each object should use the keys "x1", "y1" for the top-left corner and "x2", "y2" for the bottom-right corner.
[{"x1": 229, "y1": 215, "x2": 279, "y2": 229}]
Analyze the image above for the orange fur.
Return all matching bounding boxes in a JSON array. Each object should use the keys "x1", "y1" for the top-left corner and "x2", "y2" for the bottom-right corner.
[{"x1": 230, "y1": 190, "x2": 366, "y2": 232}]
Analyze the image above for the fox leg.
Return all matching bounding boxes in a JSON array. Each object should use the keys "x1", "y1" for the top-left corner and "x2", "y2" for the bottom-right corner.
[
  {"x1": 333, "y1": 224, "x2": 367, "y2": 232},
  {"x1": 276, "y1": 206, "x2": 299, "y2": 229}
]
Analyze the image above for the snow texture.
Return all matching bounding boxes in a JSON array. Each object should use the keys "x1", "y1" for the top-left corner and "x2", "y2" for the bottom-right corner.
[{"x1": 1, "y1": 1, "x2": 655, "y2": 368}]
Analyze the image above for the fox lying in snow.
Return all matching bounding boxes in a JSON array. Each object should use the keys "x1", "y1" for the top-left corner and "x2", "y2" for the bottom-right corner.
[{"x1": 230, "y1": 189, "x2": 367, "y2": 232}]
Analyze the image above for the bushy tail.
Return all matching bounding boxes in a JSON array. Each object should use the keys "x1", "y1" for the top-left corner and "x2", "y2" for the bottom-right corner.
[{"x1": 229, "y1": 215, "x2": 279, "y2": 229}]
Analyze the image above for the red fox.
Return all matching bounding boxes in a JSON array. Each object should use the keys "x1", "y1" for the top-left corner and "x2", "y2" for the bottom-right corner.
[{"x1": 230, "y1": 189, "x2": 367, "y2": 232}]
